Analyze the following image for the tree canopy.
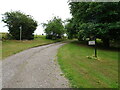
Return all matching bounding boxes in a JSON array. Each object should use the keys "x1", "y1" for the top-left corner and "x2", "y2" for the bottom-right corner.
[
  {"x1": 67, "y1": 2, "x2": 120, "y2": 47},
  {"x1": 2, "y1": 11, "x2": 38, "y2": 40},
  {"x1": 42, "y1": 17, "x2": 65, "y2": 40}
]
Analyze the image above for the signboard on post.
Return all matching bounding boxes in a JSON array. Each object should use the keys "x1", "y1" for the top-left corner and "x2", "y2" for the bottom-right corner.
[
  {"x1": 88, "y1": 41, "x2": 95, "y2": 45},
  {"x1": 88, "y1": 40, "x2": 97, "y2": 58}
]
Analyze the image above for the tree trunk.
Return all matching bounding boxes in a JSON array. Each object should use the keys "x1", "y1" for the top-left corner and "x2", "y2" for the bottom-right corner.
[{"x1": 102, "y1": 38, "x2": 110, "y2": 47}]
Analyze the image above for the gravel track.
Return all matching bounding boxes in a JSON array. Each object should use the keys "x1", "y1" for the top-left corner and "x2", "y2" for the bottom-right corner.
[{"x1": 2, "y1": 42, "x2": 69, "y2": 88}]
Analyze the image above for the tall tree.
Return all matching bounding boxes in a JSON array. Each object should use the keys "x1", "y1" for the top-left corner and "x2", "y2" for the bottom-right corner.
[
  {"x1": 68, "y1": 2, "x2": 120, "y2": 47},
  {"x1": 2, "y1": 11, "x2": 38, "y2": 40},
  {"x1": 42, "y1": 17, "x2": 65, "y2": 40}
]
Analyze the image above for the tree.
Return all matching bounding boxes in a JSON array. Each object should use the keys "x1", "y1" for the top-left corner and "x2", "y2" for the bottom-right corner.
[
  {"x1": 65, "y1": 19, "x2": 74, "y2": 39},
  {"x1": 2, "y1": 11, "x2": 38, "y2": 40},
  {"x1": 42, "y1": 17, "x2": 65, "y2": 40},
  {"x1": 68, "y1": 2, "x2": 120, "y2": 47}
]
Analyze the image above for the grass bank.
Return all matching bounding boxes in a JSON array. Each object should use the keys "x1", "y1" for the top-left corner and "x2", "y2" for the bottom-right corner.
[
  {"x1": 57, "y1": 41, "x2": 119, "y2": 88},
  {"x1": 2, "y1": 35, "x2": 62, "y2": 59}
]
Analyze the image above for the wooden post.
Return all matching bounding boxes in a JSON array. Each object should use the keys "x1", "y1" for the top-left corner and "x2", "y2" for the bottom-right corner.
[{"x1": 95, "y1": 37, "x2": 97, "y2": 57}]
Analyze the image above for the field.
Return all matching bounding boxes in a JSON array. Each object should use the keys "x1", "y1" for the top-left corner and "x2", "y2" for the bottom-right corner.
[
  {"x1": 57, "y1": 41, "x2": 119, "y2": 88},
  {"x1": 2, "y1": 35, "x2": 62, "y2": 59}
]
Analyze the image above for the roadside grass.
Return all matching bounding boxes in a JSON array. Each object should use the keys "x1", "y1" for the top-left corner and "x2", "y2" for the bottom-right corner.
[
  {"x1": 57, "y1": 41, "x2": 119, "y2": 88},
  {"x1": 2, "y1": 35, "x2": 62, "y2": 59}
]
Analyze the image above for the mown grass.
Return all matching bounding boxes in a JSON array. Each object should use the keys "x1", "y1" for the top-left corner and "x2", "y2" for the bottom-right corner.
[
  {"x1": 2, "y1": 35, "x2": 62, "y2": 59},
  {"x1": 57, "y1": 41, "x2": 119, "y2": 88}
]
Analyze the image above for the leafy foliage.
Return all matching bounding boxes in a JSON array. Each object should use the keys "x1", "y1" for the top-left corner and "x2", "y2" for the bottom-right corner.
[
  {"x1": 42, "y1": 17, "x2": 65, "y2": 40},
  {"x1": 2, "y1": 11, "x2": 38, "y2": 40},
  {"x1": 65, "y1": 19, "x2": 76, "y2": 39},
  {"x1": 68, "y1": 2, "x2": 120, "y2": 47}
]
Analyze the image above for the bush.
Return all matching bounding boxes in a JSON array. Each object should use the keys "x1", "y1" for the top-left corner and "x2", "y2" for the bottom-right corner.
[{"x1": 2, "y1": 11, "x2": 38, "y2": 40}]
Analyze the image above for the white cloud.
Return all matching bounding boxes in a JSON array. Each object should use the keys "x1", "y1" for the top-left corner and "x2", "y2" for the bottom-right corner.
[{"x1": 0, "y1": 0, "x2": 72, "y2": 34}]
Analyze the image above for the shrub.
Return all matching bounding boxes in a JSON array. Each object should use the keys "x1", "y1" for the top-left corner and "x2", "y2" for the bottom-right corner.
[{"x1": 2, "y1": 11, "x2": 38, "y2": 40}]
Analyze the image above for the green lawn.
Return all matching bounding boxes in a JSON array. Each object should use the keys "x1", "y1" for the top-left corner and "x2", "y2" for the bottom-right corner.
[
  {"x1": 2, "y1": 36, "x2": 61, "y2": 59},
  {"x1": 57, "y1": 41, "x2": 119, "y2": 88}
]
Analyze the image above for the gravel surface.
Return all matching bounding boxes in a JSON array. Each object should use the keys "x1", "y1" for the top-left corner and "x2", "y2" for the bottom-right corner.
[{"x1": 2, "y1": 42, "x2": 69, "y2": 88}]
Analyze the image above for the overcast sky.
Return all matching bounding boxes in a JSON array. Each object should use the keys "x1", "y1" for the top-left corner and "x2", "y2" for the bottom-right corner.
[{"x1": 0, "y1": 0, "x2": 72, "y2": 34}]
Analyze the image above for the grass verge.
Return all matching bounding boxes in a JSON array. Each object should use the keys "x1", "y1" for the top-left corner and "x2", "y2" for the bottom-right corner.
[
  {"x1": 2, "y1": 36, "x2": 62, "y2": 59},
  {"x1": 57, "y1": 41, "x2": 119, "y2": 88}
]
